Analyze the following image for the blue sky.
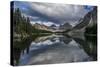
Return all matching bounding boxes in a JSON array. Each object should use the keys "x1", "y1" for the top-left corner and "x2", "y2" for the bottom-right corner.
[{"x1": 13, "y1": 1, "x2": 94, "y2": 26}]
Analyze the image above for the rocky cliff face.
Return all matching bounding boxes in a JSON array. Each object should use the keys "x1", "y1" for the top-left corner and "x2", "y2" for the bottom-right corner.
[
  {"x1": 67, "y1": 6, "x2": 97, "y2": 36},
  {"x1": 71, "y1": 6, "x2": 97, "y2": 31},
  {"x1": 85, "y1": 7, "x2": 97, "y2": 34},
  {"x1": 59, "y1": 22, "x2": 72, "y2": 31},
  {"x1": 87, "y1": 7, "x2": 97, "y2": 28},
  {"x1": 50, "y1": 24, "x2": 58, "y2": 30}
]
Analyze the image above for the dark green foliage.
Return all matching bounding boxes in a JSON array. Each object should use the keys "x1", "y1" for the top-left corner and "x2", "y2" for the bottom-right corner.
[
  {"x1": 32, "y1": 27, "x2": 52, "y2": 33},
  {"x1": 85, "y1": 36, "x2": 97, "y2": 60},
  {"x1": 13, "y1": 37, "x2": 32, "y2": 65},
  {"x1": 13, "y1": 34, "x2": 51, "y2": 65},
  {"x1": 85, "y1": 23, "x2": 97, "y2": 34},
  {"x1": 13, "y1": 8, "x2": 33, "y2": 35},
  {"x1": 13, "y1": 8, "x2": 52, "y2": 37}
]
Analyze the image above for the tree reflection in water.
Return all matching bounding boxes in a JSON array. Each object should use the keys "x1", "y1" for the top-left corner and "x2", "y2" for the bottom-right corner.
[{"x1": 13, "y1": 34, "x2": 97, "y2": 66}]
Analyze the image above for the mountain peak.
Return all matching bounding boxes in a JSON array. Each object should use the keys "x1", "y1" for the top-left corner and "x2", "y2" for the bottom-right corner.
[
  {"x1": 60, "y1": 22, "x2": 72, "y2": 29},
  {"x1": 50, "y1": 24, "x2": 57, "y2": 27}
]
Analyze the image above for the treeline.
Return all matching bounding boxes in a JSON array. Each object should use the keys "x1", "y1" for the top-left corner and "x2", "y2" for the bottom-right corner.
[
  {"x1": 13, "y1": 8, "x2": 33, "y2": 36},
  {"x1": 85, "y1": 23, "x2": 97, "y2": 35},
  {"x1": 13, "y1": 8, "x2": 52, "y2": 37},
  {"x1": 33, "y1": 27, "x2": 52, "y2": 33}
]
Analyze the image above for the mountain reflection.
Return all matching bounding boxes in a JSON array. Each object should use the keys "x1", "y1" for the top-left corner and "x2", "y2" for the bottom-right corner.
[{"x1": 13, "y1": 34, "x2": 97, "y2": 65}]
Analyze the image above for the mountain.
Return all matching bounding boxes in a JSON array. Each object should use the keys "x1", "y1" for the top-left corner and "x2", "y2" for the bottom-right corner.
[
  {"x1": 85, "y1": 7, "x2": 97, "y2": 34},
  {"x1": 50, "y1": 24, "x2": 57, "y2": 30},
  {"x1": 32, "y1": 23, "x2": 55, "y2": 32},
  {"x1": 59, "y1": 22, "x2": 72, "y2": 31},
  {"x1": 70, "y1": 7, "x2": 97, "y2": 32},
  {"x1": 65, "y1": 7, "x2": 97, "y2": 36},
  {"x1": 50, "y1": 24, "x2": 56, "y2": 28}
]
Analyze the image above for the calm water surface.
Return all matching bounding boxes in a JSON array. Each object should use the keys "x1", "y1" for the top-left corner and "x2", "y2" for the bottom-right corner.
[{"x1": 13, "y1": 34, "x2": 97, "y2": 65}]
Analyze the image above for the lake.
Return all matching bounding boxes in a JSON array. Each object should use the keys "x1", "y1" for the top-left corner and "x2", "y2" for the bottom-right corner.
[{"x1": 13, "y1": 34, "x2": 97, "y2": 66}]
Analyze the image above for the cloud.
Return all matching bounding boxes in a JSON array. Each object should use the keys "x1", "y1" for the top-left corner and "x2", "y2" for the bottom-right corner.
[
  {"x1": 29, "y1": 2, "x2": 93, "y2": 24},
  {"x1": 30, "y1": 20, "x2": 57, "y2": 26},
  {"x1": 14, "y1": 1, "x2": 94, "y2": 26}
]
